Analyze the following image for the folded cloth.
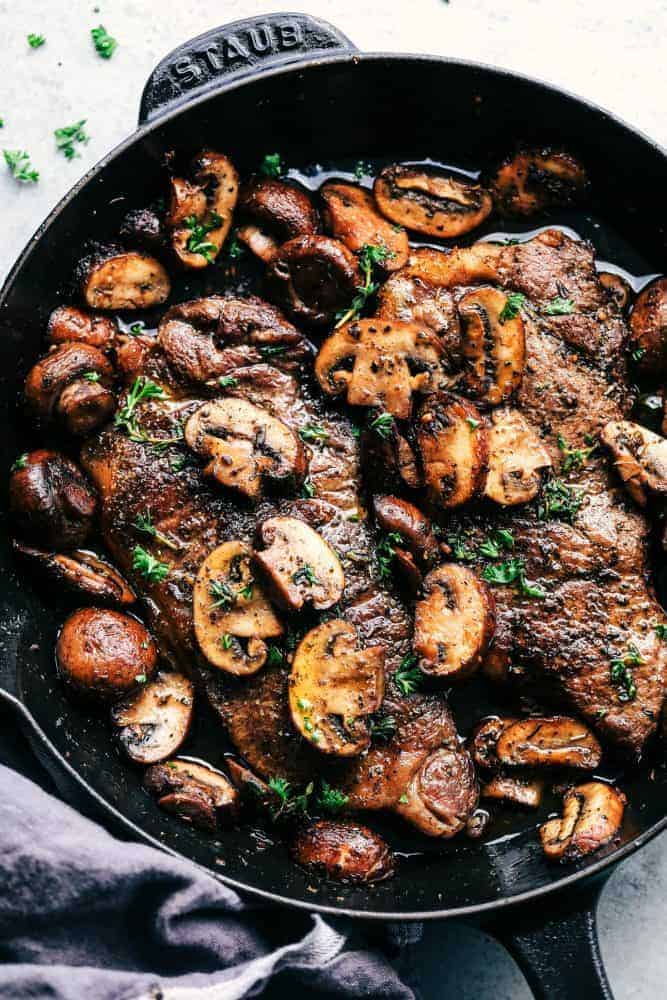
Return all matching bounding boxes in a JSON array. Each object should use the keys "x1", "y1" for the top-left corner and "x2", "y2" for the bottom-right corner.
[{"x1": 0, "y1": 761, "x2": 417, "y2": 1000}]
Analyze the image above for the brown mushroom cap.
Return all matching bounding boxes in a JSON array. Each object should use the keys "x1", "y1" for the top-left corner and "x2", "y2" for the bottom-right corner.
[
  {"x1": 9, "y1": 449, "x2": 97, "y2": 549},
  {"x1": 414, "y1": 564, "x2": 496, "y2": 681},
  {"x1": 184, "y1": 398, "x2": 306, "y2": 500},
  {"x1": 395, "y1": 746, "x2": 479, "y2": 838},
  {"x1": 12, "y1": 543, "x2": 135, "y2": 605},
  {"x1": 193, "y1": 541, "x2": 283, "y2": 675},
  {"x1": 600, "y1": 419, "x2": 667, "y2": 507},
  {"x1": 253, "y1": 515, "x2": 345, "y2": 612},
  {"x1": 56, "y1": 607, "x2": 158, "y2": 701},
  {"x1": 599, "y1": 272, "x2": 633, "y2": 313},
  {"x1": 320, "y1": 182, "x2": 408, "y2": 268},
  {"x1": 315, "y1": 318, "x2": 444, "y2": 420},
  {"x1": 484, "y1": 407, "x2": 552, "y2": 506},
  {"x1": 238, "y1": 176, "x2": 319, "y2": 260},
  {"x1": 288, "y1": 619, "x2": 385, "y2": 755},
  {"x1": 417, "y1": 393, "x2": 488, "y2": 508},
  {"x1": 372, "y1": 495, "x2": 438, "y2": 566},
  {"x1": 490, "y1": 149, "x2": 588, "y2": 216},
  {"x1": 24, "y1": 343, "x2": 115, "y2": 435},
  {"x1": 540, "y1": 781, "x2": 626, "y2": 862},
  {"x1": 47, "y1": 305, "x2": 117, "y2": 350},
  {"x1": 374, "y1": 165, "x2": 492, "y2": 238},
  {"x1": 111, "y1": 671, "x2": 194, "y2": 765},
  {"x1": 459, "y1": 286, "x2": 526, "y2": 406},
  {"x1": 144, "y1": 758, "x2": 240, "y2": 832},
  {"x1": 291, "y1": 820, "x2": 394, "y2": 883},
  {"x1": 628, "y1": 277, "x2": 667, "y2": 376},
  {"x1": 266, "y1": 235, "x2": 361, "y2": 326},
  {"x1": 79, "y1": 248, "x2": 170, "y2": 311}
]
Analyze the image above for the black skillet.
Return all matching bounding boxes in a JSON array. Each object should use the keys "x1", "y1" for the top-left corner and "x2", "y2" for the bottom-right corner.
[{"x1": 1, "y1": 14, "x2": 666, "y2": 999}]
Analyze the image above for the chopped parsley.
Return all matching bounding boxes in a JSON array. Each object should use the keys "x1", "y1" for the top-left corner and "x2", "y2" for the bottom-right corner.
[
  {"x1": 369, "y1": 410, "x2": 394, "y2": 440},
  {"x1": 610, "y1": 645, "x2": 642, "y2": 702},
  {"x1": 316, "y1": 781, "x2": 349, "y2": 815},
  {"x1": 27, "y1": 34, "x2": 45, "y2": 49},
  {"x1": 184, "y1": 212, "x2": 222, "y2": 263},
  {"x1": 209, "y1": 579, "x2": 235, "y2": 610},
  {"x1": 226, "y1": 235, "x2": 245, "y2": 260},
  {"x1": 499, "y1": 291, "x2": 526, "y2": 324},
  {"x1": 543, "y1": 296, "x2": 575, "y2": 316},
  {"x1": 54, "y1": 120, "x2": 89, "y2": 160},
  {"x1": 335, "y1": 242, "x2": 396, "y2": 327},
  {"x1": 91, "y1": 25, "x2": 118, "y2": 59},
  {"x1": 266, "y1": 644, "x2": 284, "y2": 667},
  {"x1": 259, "y1": 152, "x2": 283, "y2": 178},
  {"x1": 479, "y1": 528, "x2": 515, "y2": 559},
  {"x1": 631, "y1": 347, "x2": 646, "y2": 363},
  {"x1": 399, "y1": 793, "x2": 409, "y2": 804},
  {"x1": 3, "y1": 149, "x2": 39, "y2": 183},
  {"x1": 394, "y1": 654, "x2": 422, "y2": 696},
  {"x1": 292, "y1": 564, "x2": 318, "y2": 587},
  {"x1": 538, "y1": 477, "x2": 584, "y2": 523},
  {"x1": 466, "y1": 416, "x2": 480, "y2": 430},
  {"x1": 220, "y1": 634, "x2": 234, "y2": 650},
  {"x1": 82, "y1": 370, "x2": 100, "y2": 382},
  {"x1": 301, "y1": 477, "x2": 315, "y2": 499},
  {"x1": 259, "y1": 344, "x2": 287, "y2": 359},
  {"x1": 655, "y1": 624, "x2": 667, "y2": 640},
  {"x1": 129, "y1": 321, "x2": 145, "y2": 336},
  {"x1": 353, "y1": 160, "x2": 372, "y2": 179},
  {"x1": 135, "y1": 673, "x2": 147, "y2": 684},
  {"x1": 376, "y1": 531, "x2": 402, "y2": 582},
  {"x1": 132, "y1": 510, "x2": 180, "y2": 552},
  {"x1": 299, "y1": 423, "x2": 328, "y2": 444},
  {"x1": 237, "y1": 581, "x2": 254, "y2": 601},
  {"x1": 267, "y1": 777, "x2": 313, "y2": 820},
  {"x1": 218, "y1": 375, "x2": 238, "y2": 389},
  {"x1": 371, "y1": 714, "x2": 397, "y2": 740},
  {"x1": 557, "y1": 433, "x2": 597, "y2": 473},
  {"x1": 114, "y1": 376, "x2": 180, "y2": 449},
  {"x1": 447, "y1": 532, "x2": 477, "y2": 562},
  {"x1": 482, "y1": 557, "x2": 546, "y2": 599},
  {"x1": 11, "y1": 453, "x2": 28, "y2": 472},
  {"x1": 132, "y1": 545, "x2": 170, "y2": 583}
]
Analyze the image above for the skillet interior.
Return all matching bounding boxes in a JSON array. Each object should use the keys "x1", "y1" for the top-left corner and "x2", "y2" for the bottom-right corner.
[{"x1": 1, "y1": 55, "x2": 666, "y2": 918}]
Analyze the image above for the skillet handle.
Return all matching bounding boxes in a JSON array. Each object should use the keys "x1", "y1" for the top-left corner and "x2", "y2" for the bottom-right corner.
[
  {"x1": 138, "y1": 14, "x2": 357, "y2": 124},
  {"x1": 484, "y1": 877, "x2": 613, "y2": 999}
]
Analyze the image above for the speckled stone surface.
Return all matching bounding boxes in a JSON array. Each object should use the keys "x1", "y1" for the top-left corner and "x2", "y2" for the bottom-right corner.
[{"x1": 0, "y1": 2, "x2": 665, "y2": 997}]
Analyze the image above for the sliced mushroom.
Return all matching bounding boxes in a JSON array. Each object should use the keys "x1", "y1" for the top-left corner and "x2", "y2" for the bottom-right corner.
[
  {"x1": 374, "y1": 165, "x2": 492, "y2": 238},
  {"x1": 291, "y1": 820, "x2": 394, "y2": 883},
  {"x1": 9, "y1": 450, "x2": 97, "y2": 549},
  {"x1": 78, "y1": 248, "x2": 170, "y2": 311},
  {"x1": 629, "y1": 277, "x2": 667, "y2": 376},
  {"x1": 46, "y1": 305, "x2": 117, "y2": 351},
  {"x1": 111, "y1": 671, "x2": 194, "y2": 764},
  {"x1": 395, "y1": 746, "x2": 478, "y2": 838},
  {"x1": 56, "y1": 607, "x2": 158, "y2": 701},
  {"x1": 481, "y1": 773, "x2": 545, "y2": 809},
  {"x1": 403, "y1": 244, "x2": 503, "y2": 289},
  {"x1": 288, "y1": 619, "x2": 384, "y2": 755},
  {"x1": 254, "y1": 516, "x2": 345, "y2": 612},
  {"x1": 372, "y1": 495, "x2": 439, "y2": 567},
  {"x1": 600, "y1": 419, "x2": 667, "y2": 507},
  {"x1": 315, "y1": 318, "x2": 444, "y2": 420},
  {"x1": 25, "y1": 343, "x2": 115, "y2": 435},
  {"x1": 361, "y1": 423, "x2": 423, "y2": 493},
  {"x1": 459, "y1": 286, "x2": 526, "y2": 406},
  {"x1": 193, "y1": 541, "x2": 282, "y2": 675},
  {"x1": 471, "y1": 715, "x2": 602, "y2": 770},
  {"x1": 237, "y1": 177, "x2": 319, "y2": 262},
  {"x1": 484, "y1": 407, "x2": 552, "y2": 506},
  {"x1": 599, "y1": 272, "x2": 633, "y2": 313},
  {"x1": 184, "y1": 398, "x2": 306, "y2": 500},
  {"x1": 266, "y1": 235, "x2": 360, "y2": 326},
  {"x1": 226, "y1": 758, "x2": 272, "y2": 809},
  {"x1": 144, "y1": 758, "x2": 239, "y2": 832},
  {"x1": 540, "y1": 781, "x2": 626, "y2": 862},
  {"x1": 320, "y1": 182, "x2": 408, "y2": 268},
  {"x1": 414, "y1": 564, "x2": 496, "y2": 681},
  {"x1": 490, "y1": 149, "x2": 588, "y2": 216},
  {"x1": 167, "y1": 151, "x2": 239, "y2": 268},
  {"x1": 12, "y1": 543, "x2": 135, "y2": 605},
  {"x1": 417, "y1": 393, "x2": 488, "y2": 508}
]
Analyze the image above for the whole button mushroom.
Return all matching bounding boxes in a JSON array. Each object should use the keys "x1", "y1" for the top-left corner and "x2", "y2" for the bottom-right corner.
[
  {"x1": 47, "y1": 305, "x2": 117, "y2": 351},
  {"x1": 9, "y1": 450, "x2": 97, "y2": 549},
  {"x1": 266, "y1": 235, "x2": 361, "y2": 326},
  {"x1": 599, "y1": 272, "x2": 633, "y2": 314},
  {"x1": 77, "y1": 246, "x2": 171, "y2": 311},
  {"x1": 628, "y1": 277, "x2": 667, "y2": 376},
  {"x1": 56, "y1": 607, "x2": 158, "y2": 701},
  {"x1": 238, "y1": 176, "x2": 320, "y2": 262},
  {"x1": 24, "y1": 343, "x2": 115, "y2": 435},
  {"x1": 291, "y1": 820, "x2": 394, "y2": 883}
]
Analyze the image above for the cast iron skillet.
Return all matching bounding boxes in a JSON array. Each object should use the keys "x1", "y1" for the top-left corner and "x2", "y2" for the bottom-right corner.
[{"x1": 1, "y1": 14, "x2": 666, "y2": 999}]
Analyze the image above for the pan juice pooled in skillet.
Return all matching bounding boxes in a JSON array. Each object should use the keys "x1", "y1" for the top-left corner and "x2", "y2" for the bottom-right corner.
[{"x1": 9, "y1": 147, "x2": 667, "y2": 884}]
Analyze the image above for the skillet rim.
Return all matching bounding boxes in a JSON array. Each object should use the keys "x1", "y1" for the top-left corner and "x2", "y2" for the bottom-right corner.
[{"x1": 1, "y1": 49, "x2": 666, "y2": 921}]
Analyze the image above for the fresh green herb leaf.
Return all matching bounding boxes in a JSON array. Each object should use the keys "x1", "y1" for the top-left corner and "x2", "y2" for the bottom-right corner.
[
  {"x1": 499, "y1": 291, "x2": 526, "y2": 324},
  {"x1": 316, "y1": 780, "x2": 349, "y2": 815},
  {"x1": 220, "y1": 634, "x2": 234, "y2": 650},
  {"x1": 134, "y1": 673, "x2": 147, "y2": 684},
  {"x1": 170, "y1": 455, "x2": 188, "y2": 473},
  {"x1": 132, "y1": 510, "x2": 180, "y2": 552},
  {"x1": 0, "y1": 119, "x2": 4, "y2": 128},
  {"x1": 299, "y1": 423, "x2": 328, "y2": 444},
  {"x1": 610, "y1": 645, "x2": 641, "y2": 702},
  {"x1": 557, "y1": 433, "x2": 597, "y2": 472},
  {"x1": 446, "y1": 532, "x2": 477, "y2": 562},
  {"x1": 82, "y1": 370, "x2": 100, "y2": 382},
  {"x1": 27, "y1": 34, "x2": 45, "y2": 48},
  {"x1": 494, "y1": 528, "x2": 515, "y2": 550},
  {"x1": 301, "y1": 477, "x2": 315, "y2": 499},
  {"x1": 132, "y1": 545, "x2": 170, "y2": 583},
  {"x1": 376, "y1": 531, "x2": 402, "y2": 582},
  {"x1": 482, "y1": 557, "x2": 546, "y2": 599},
  {"x1": 54, "y1": 120, "x2": 89, "y2": 160},
  {"x1": 370, "y1": 714, "x2": 397, "y2": 740},
  {"x1": 91, "y1": 25, "x2": 117, "y2": 59},
  {"x1": 543, "y1": 296, "x2": 575, "y2": 316},
  {"x1": 292, "y1": 564, "x2": 318, "y2": 587},
  {"x1": 129, "y1": 321, "x2": 145, "y2": 335},
  {"x1": 369, "y1": 411, "x2": 394, "y2": 440},
  {"x1": 267, "y1": 777, "x2": 312, "y2": 820},
  {"x1": 237, "y1": 580, "x2": 254, "y2": 601},
  {"x1": 184, "y1": 212, "x2": 222, "y2": 263},
  {"x1": 655, "y1": 623, "x2": 667, "y2": 640},
  {"x1": 353, "y1": 160, "x2": 372, "y2": 180},
  {"x1": 394, "y1": 654, "x2": 422, "y2": 696},
  {"x1": 209, "y1": 579, "x2": 235, "y2": 610},
  {"x1": 11, "y1": 453, "x2": 28, "y2": 472},
  {"x1": 631, "y1": 346, "x2": 646, "y2": 362},
  {"x1": 259, "y1": 344, "x2": 286, "y2": 359},
  {"x1": 266, "y1": 644, "x2": 284, "y2": 667},
  {"x1": 218, "y1": 375, "x2": 238, "y2": 389},
  {"x1": 3, "y1": 149, "x2": 39, "y2": 183},
  {"x1": 260, "y1": 152, "x2": 283, "y2": 178},
  {"x1": 466, "y1": 416, "x2": 480, "y2": 430},
  {"x1": 226, "y1": 235, "x2": 245, "y2": 259},
  {"x1": 335, "y1": 242, "x2": 396, "y2": 327},
  {"x1": 114, "y1": 376, "x2": 176, "y2": 447},
  {"x1": 399, "y1": 793, "x2": 409, "y2": 804},
  {"x1": 538, "y1": 477, "x2": 584, "y2": 523},
  {"x1": 479, "y1": 537, "x2": 501, "y2": 559}
]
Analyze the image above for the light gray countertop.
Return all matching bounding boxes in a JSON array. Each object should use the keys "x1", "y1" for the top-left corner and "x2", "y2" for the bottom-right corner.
[{"x1": 0, "y1": 2, "x2": 665, "y2": 997}]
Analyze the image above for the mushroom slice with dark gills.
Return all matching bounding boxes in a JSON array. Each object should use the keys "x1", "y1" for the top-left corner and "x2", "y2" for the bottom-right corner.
[
  {"x1": 539, "y1": 781, "x2": 626, "y2": 862},
  {"x1": 373, "y1": 495, "x2": 439, "y2": 574},
  {"x1": 628, "y1": 277, "x2": 667, "y2": 376},
  {"x1": 600, "y1": 420, "x2": 667, "y2": 507},
  {"x1": 374, "y1": 165, "x2": 493, "y2": 238},
  {"x1": 111, "y1": 671, "x2": 194, "y2": 765},
  {"x1": 184, "y1": 398, "x2": 306, "y2": 500},
  {"x1": 157, "y1": 295, "x2": 308, "y2": 384},
  {"x1": 320, "y1": 182, "x2": 408, "y2": 268},
  {"x1": 253, "y1": 516, "x2": 345, "y2": 612},
  {"x1": 46, "y1": 305, "x2": 117, "y2": 351},
  {"x1": 315, "y1": 318, "x2": 444, "y2": 420},
  {"x1": 12, "y1": 543, "x2": 135, "y2": 606},
  {"x1": 471, "y1": 715, "x2": 602, "y2": 770},
  {"x1": 599, "y1": 271, "x2": 633, "y2": 314},
  {"x1": 78, "y1": 247, "x2": 170, "y2": 310},
  {"x1": 481, "y1": 773, "x2": 545, "y2": 809},
  {"x1": 9, "y1": 449, "x2": 97, "y2": 549},
  {"x1": 167, "y1": 151, "x2": 239, "y2": 268},
  {"x1": 416, "y1": 393, "x2": 488, "y2": 508},
  {"x1": 144, "y1": 759, "x2": 240, "y2": 832},
  {"x1": 237, "y1": 176, "x2": 320, "y2": 262},
  {"x1": 266, "y1": 234, "x2": 361, "y2": 326},
  {"x1": 24, "y1": 343, "x2": 116, "y2": 436},
  {"x1": 414, "y1": 564, "x2": 496, "y2": 681},
  {"x1": 291, "y1": 820, "x2": 394, "y2": 883},
  {"x1": 459, "y1": 286, "x2": 526, "y2": 406},
  {"x1": 395, "y1": 745, "x2": 479, "y2": 837},
  {"x1": 484, "y1": 407, "x2": 552, "y2": 506},
  {"x1": 361, "y1": 421, "x2": 423, "y2": 493},
  {"x1": 193, "y1": 541, "x2": 283, "y2": 675},
  {"x1": 288, "y1": 619, "x2": 385, "y2": 756},
  {"x1": 490, "y1": 148, "x2": 588, "y2": 216}
]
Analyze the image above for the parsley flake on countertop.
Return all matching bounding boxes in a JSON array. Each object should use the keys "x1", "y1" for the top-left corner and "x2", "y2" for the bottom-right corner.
[
  {"x1": 91, "y1": 25, "x2": 118, "y2": 59},
  {"x1": 3, "y1": 149, "x2": 39, "y2": 183},
  {"x1": 260, "y1": 152, "x2": 284, "y2": 178},
  {"x1": 27, "y1": 34, "x2": 46, "y2": 49},
  {"x1": 55, "y1": 120, "x2": 89, "y2": 160}
]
